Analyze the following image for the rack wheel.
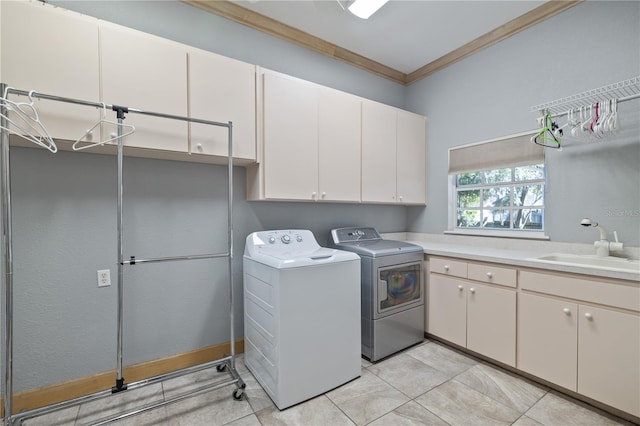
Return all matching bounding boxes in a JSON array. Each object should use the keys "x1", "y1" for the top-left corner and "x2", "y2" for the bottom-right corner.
[
  {"x1": 233, "y1": 389, "x2": 244, "y2": 400},
  {"x1": 217, "y1": 364, "x2": 227, "y2": 372}
]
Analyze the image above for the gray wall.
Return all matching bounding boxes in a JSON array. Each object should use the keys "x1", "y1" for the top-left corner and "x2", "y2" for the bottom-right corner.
[
  {"x1": 3, "y1": 1, "x2": 407, "y2": 393},
  {"x1": 405, "y1": 1, "x2": 640, "y2": 246}
]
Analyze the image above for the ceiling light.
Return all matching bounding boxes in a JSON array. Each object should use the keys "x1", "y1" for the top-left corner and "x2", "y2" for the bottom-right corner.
[{"x1": 347, "y1": 0, "x2": 389, "y2": 19}]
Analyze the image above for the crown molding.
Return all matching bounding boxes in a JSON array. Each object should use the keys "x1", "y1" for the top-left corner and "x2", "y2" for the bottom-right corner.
[{"x1": 182, "y1": 0, "x2": 583, "y2": 86}]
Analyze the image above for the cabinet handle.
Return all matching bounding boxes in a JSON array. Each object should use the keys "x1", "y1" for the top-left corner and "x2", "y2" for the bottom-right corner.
[
  {"x1": 584, "y1": 312, "x2": 593, "y2": 320},
  {"x1": 312, "y1": 192, "x2": 317, "y2": 200},
  {"x1": 196, "y1": 143, "x2": 203, "y2": 153},
  {"x1": 486, "y1": 272, "x2": 493, "y2": 278},
  {"x1": 444, "y1": 265, "x2": 450, "y2": 271},
  {"x1": 322, "y1": 192, "x2": 326, "y2": 198},
  {"x1": 457, "y1": 285, "x2": 463, "y2": 291},
  {"x1": 399, "y1": 195, "x2": 403, "y2": 201},
  {"x1": 563, "y1": 308, "x2": 571, "y2": 315},
  {"x1": 469, "y1": 287, "x2": 476, "y2": 294}
]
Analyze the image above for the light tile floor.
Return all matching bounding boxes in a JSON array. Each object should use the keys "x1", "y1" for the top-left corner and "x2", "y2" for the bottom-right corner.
[{"x1": 19, "y1": 340, "x2": 636, "y2": 426}]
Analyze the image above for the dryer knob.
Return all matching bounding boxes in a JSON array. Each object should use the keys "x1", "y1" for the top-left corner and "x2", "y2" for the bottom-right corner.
[
  {"x1": 281, "y1": 234, "x2": 291, "y2": 244},
  {"x1": 296, "y1": 235, "x2": 303, "y2": 242},
  {"x1": 268, "y1": 237, "x2": 276, "y2": 244}
]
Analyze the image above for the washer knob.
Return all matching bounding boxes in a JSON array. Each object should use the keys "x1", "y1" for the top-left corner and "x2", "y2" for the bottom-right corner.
[
  {"x1": 268, "y1": 237, "x2": 276, "y2": 244},
  {"x1": 281, "y1": 234, "x2": 291, "y2": 244},
  {"x1": 296, "y1": 235, "x2": 303, "y2": 242}
]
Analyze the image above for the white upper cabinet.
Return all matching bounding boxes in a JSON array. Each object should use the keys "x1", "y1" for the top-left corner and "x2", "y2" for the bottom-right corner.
[
  {"x1": 100, "y1": 22, "x2": 188, "y2": 152},
  {"x1": 362, "y1": 100, "x2": 427, "y2": 205},
  {"x1": 318, "y1": 86, "x2": 361, "y2": 202},
  {"x1": 397, "y1": 110, "x2": 427, "y2": 204},
  {"x1": 188, "y1": 49, "x2": 256, "y2": 163},
  {"x1": 1, "y1": 1, "x2": 100, "y2": 141},
  {"x1": 262, "y1": 71, "x2": 319, "y2": 200},
  {"x1": 361, "y1": 101, "x2": 397, "y2": 203},
  {"x1": 251, "y1": 70, "x2": 363, "y2": 202}
]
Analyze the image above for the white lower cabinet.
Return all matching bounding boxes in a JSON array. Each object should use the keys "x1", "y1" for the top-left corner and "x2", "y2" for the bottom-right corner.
[
  {"x1": 428, "y1": 257, "x2": 639, "y2": 419},
  {"x1": 427, "y1": 257, "x2": 516, "y2": 366},
  {"x1": 517, "y1": 292, "x2": 578, "y2": 390},
  {"x1": 577, "y1": 305, "x2": 640, "y2": 417},
  {"x1": 518, "y1": 270, "x2": 640, "y2": 418}
]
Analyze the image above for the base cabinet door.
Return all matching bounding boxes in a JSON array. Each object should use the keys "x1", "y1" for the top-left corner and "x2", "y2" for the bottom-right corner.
[
  {"x1": 517, "y1": 292, "x2": 577, "y2": 391},
  {"x1": 467, "y1": 283, "x2": 515, "y2": 366},
  {"x1": 427, "y1": 274, "x2": 466, "y2": 347},
  {"x1": 578, "y1": 305, "x2": 640, "y2": 417}
]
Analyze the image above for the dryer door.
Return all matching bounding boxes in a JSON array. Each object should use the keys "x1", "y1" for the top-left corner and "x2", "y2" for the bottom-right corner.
[{"x1": 375, "y1": 261, "x2": 423, "y2": 319}]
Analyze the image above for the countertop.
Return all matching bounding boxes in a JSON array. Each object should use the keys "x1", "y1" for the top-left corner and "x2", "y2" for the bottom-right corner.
[{"x1": 381, "y1": 233, "x2": 640, "y2": 282}]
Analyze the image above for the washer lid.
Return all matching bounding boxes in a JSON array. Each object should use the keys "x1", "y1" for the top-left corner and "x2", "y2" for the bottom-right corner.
[
  {"x1": 245, "y1": 247, "x2": 359, "y2": 269},
  {"x1": 244, "y1": 230, "x2": 359, "y2": 268}
]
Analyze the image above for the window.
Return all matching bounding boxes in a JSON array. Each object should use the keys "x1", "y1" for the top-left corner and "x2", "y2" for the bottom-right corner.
[
  {"x1": 455, "y1": 164, "x2": 545, "y2": 231},
  {"x1": 448, "y1": 131, "x2": 546, "y2": 237}
]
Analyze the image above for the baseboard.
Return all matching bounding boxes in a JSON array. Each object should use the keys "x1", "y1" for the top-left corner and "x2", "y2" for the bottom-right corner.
[{"x1": 1, "y1": 339, "x2": 244, "y2": 417}]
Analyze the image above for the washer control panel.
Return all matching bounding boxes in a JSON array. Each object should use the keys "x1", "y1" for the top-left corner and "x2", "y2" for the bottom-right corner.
[{"x1": 245, "y1": 229, "x2": 320, "y2": 257}]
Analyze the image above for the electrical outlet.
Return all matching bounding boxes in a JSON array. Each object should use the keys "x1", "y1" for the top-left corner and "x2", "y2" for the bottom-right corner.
[{"x1": 97, "y1": 269, "x2": 111, "y2": 287}]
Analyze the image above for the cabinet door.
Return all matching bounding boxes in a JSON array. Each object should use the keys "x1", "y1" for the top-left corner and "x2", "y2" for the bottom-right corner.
[
  {"x1": 427, "y1": 274, "x2": 466, "y2": 347},
  {"x1": 361, "y1": 101, "x2": 397, "y2": 203},
  {"x1": 517, "y1": 293, "x2": 577, "y2": 391},
  {"x1": 396, "y1": 110, "x2": 426, "y2": 205},
  {"x1": 262, "y1": 72, "x2": 318, "y2": 200},
  {"x1": 189, "y1": 49, "x2": 256, "y2": 161},
  {"x1": 318, "y1": 87, "x2": 361, "y2": 202},
  {"x1": 466, "y1": 283, "x2": 516, "y2": 366},
  {"x1": 1, "y1": 1, "x2": 100, "y2": 141},
  {"x1": 578, "y1": 305, "x2": 640, "y2": 417},
  {"x1": 100, "y1": 23, "x2": 188, "y2": 152}
]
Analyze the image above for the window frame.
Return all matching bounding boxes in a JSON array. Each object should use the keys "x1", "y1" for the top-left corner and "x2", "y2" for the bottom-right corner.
[{"x1": 447, "y1": 164, "x2": 548, "y2": 240}]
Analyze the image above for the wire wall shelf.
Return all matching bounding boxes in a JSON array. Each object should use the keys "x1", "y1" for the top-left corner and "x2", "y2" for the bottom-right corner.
[{"x1": 531, "y1": 76, "x2": 640, "y2": 115}]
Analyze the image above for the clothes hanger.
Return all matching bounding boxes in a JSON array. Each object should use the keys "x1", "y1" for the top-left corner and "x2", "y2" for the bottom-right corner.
[
  {"x1": 532, "y1": 111, "x2": 562, "y2": 149},
  {"x1": 0, "y1": 88, "x2": 57, "y2": 153},
  {"x1": 72, "y1": 103, "x2": 135, "y2": 151}
]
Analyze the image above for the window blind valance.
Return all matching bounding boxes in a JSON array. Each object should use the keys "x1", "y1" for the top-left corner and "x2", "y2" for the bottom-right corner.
[{"x1": 448, "y1": 131, "x2": 544, "y2": 174}]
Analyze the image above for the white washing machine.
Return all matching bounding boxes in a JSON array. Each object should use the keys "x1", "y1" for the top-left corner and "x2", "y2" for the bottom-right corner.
[{"x1": 243, "y1": 229, "x2": 361, "y2": 410}]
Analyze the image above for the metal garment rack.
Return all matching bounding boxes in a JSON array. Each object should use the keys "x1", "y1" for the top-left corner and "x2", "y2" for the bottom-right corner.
[{"x1": 1, "y1": 84, "x2": 245, "y2": 425}]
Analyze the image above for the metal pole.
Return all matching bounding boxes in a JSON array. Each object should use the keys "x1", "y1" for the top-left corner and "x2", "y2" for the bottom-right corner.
[
  {"x1": 121, "y1": 252, "x2": 229, "y2": 265},
  {"x1": 1, "y1": 83, "x2": 15, "y2": 424},
  {"x1": 227, "y1": 122, "x2": 235, "y2": 369},
  {"x1": 114, "y1": 112, "x2": 126, "y2": 392}
]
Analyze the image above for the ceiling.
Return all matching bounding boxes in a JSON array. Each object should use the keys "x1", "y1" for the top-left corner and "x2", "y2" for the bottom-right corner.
[{"x1": 185, "y1": 0, "x2": 582, "y2": 84}]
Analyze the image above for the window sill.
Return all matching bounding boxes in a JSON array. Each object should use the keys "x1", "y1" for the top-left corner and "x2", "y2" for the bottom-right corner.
[{"x1": 445, "y1": 229, "x2": 550, "y2": 240}]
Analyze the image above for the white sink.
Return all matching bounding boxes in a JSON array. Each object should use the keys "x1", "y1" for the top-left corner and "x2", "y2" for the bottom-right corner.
[{"x1": 529, "y1": 253, "x2": 640, "y2": 273}]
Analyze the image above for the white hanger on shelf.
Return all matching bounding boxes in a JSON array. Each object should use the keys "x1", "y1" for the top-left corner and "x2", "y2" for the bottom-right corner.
[
  {"x1": 72, "y1": 103, "x2": 135, "y2": 151},
  {"x1": 0, "y1": 88, "x2": 57, "y2": 153}
]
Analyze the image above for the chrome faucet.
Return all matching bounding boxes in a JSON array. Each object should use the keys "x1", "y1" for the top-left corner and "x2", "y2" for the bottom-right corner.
[{"x1": 580, "y1": 218, "x2": 623, "y2": 257}]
